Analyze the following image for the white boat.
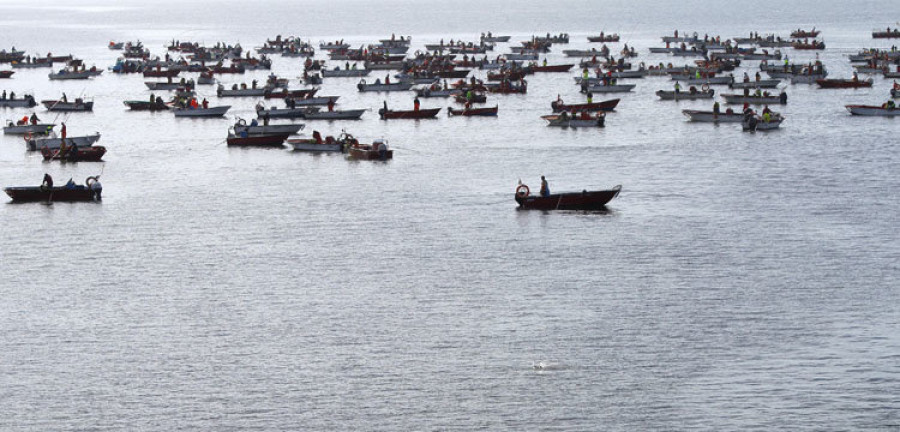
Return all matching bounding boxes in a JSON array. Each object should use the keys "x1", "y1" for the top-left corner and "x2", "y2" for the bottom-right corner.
[
  {"x1": 3, "y1": 122, "x2": 54, "y2": 135},
  {"x1": 256, "y1": 106, "x2": 320, "y2": 119},
  {"x1": 682, "y1": 109, "x2": 743, "y2": 123},
  {"x1": 0, "y1": 95, "x2": 37, "y2": 108},
  {"x1": 302, "y1": 109, "x2": 366, "y2": 120},
  {"x1": 789, "y1": 74, "x2": 826, "y2": 84},
  {"x1": 284, "y1": 96, "x2": 339, "y2": 107},
  {"x1": 655, "y1": 89, "x2": 715, "y2": 100},
  {"x1": 356, "y1": 80, "x2": 413, "y2": 92},
  {"x1": 11, "y1": 61, "x2": 51, "y2": 69},
  {"x1": 482, "y1": 35, "x2": 511, "y2": 43},
  {"x1": 41, "y1": 99, "x2": 94, "y2": 112},
  {"x1": 415, "y1": 88, "x2": 456, "y2": 98},
  {"x1": 729, "y1": 79, "x2": 780, "y2": 89},
  {"x1": 582, "y1": 83, "x2": 635, "y2": 93},
  {"x1": 145, "y1": 81, "x2": 191, "y2": 90},
  {"x1": 173, "y1": 105, "x2": 230, "y2": 117},
  {"x1": 542, "y1": 113, "x2": 606, "y2": 128},
  {"x1": 48, "y1": 69, "x2": 102, "y2": 80},
  {"x1": 217, "y1": 85, "x2": 269, "y2": 97},
  {"x1": 504, "y1": 53, "x2": 539, "y2": 61},
  {"x1": 649, "y1": 47, "x2": 679, "y2": 53},
  {"x1": 845, "y1": 105, "x2": 900, "y2": 116},
  {"x1": 232, "y1": 121, "x2": 304, "y2": 136},
  {"x1": 321, "y1": 68, "x2": 369, "y2": 77},
  {"x1": 743, "y1": 114, "x2": 784, "y2": 131},
  {"x1": 562, "y1": 49, "x2": 605, "y2": 58},
  {"x1": 671, "y1": 75, "x2": 734, "y2": 85},
  {"x1": 27, "y1": 133, "x2": 101, "y2": 151},
  {"x1": 721, "y1": 93, "x2": 787, "y2": 105}
]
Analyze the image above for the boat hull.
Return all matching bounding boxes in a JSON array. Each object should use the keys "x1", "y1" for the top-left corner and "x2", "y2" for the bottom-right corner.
[
  {"x1": 173, "y1": 106, "x2": 230, "y2": 117},
  {"x1": 303, "y1": 109, "x2": 366, "y2": 120},
  {"x1": 448, "y1": 106, "x2": 498, "y2": 116},
  {"x1": 226, "y1": 133, "x2": 290, "y2": 147},
  {"x1": 551, "y1": 98, "x2": 619, "y2": 113},
  {"x1": 846, "y1": 105, "x2": 900, "y2": 116},
  {"x1": 41, "y1": 145, "x2": 107, "y2": 161},
  {"x1": 515, "y1": 186, "x2": 621, "y2": 210},
  {"x1": 682, "y1": 110, "x2": 743, "y2": 123},
  {"x1": 378, "y1": 107, "x2": 441, "y2": 119},
  {"x1": 5, "y1": 186, "x2": 99, "y2": 202},
  {"x1": 27, "y1": 133, "x2": 101, "y2": 151},
  {"x1": 656, "y1": 90, "x2": 715, "y2": 100}
]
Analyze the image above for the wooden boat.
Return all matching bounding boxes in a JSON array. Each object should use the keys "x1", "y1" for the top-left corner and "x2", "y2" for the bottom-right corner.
[
  {"x1": 581, "y1": 83, "x2": 635, "y2": 93},
  {"x1": 357, "y1": 79, "x2": 413, "y2": 92},
  {"x1": 142, "y1": 69, "x2": 179, "y2": 78},
  {"x1": 123, "y1": 100, "x2": 170, "y2": 111},
  {"x1": 530, "y1": 64, "x2": 574, "y2": 73},
  {"x1": 742, "y1": 113, "x2": 784, "y2": 131},
  {"x1": 655, "y1": 89, "x2": 715, "y2": 100},
  {"x1": 226, "y1": 132, "x2": 290, "y2": 147},
  {"x1": 232, "y1": 121, "x2": 304, "y2": 136},
  {"x1": 682, "y1": 109, "x2": 743, "y2": 123},
  {"x1": 27, "y1": 133, "x2": 102, "y2": 151},
  {"x1": 173, "y1": 105, "x2": 230, "y2": 117},
  {"x1": 542, "y1": 112, "x2": 605, "y2": 128},
  {"x1": 41, "y1": 145, "x2": 107, "y2": 161},
  {"x1": 789, "y1": 74, "x2": 827, "y2": 84},
  {"x1": 873, "y1": 30, "x2": 900, "y2": 39},
  {"x1": 4, "y1": 122, "x2": 54, "y2": 135},
  {"x1": 321, "y1": 68, "x2": 369, "y2": 77},
  {"x1": 448, "y1": 105, "x2": 498, "y2": 116},
  {"x1": 48, "y1": 68, "x2": 102, "y2": 80},
  {"x1": 587, "y1": 34, "x2": 620, "y2": 42},
  {"x1": 0, "y1": 70, "x2": 14, "y2": 78},
  {"x1": 5, "y1": 180, "x2": 102, "y2": 203},
  {"x1": 551, "y1": 98, "x2": 619, "y2": 113},
  {"x1": 256, "y1": 105, "x2": 319, "y2": 119},
  {"x1": 729, "y1": 79, "x2": 781, "y2": 89},
  {"x1": 815, "y1": 78, "x2": 873, "y2": 88},
  {"x1": 347, "y1": 138, "x2": 392, "y2": 160},
  {"x1": 287, "y1": 137, "x2": 343, "y2": 152},
  {"x1": 792, "y1": 41, "x2": 825, "y2": 50},
  {"x1": 0, "y1": 95, "x2": 37, "y2": 107},
  {"x1": 303, "y1": 109, "x2": 366, "y2": 120},
  {"x1": 790, "y1": 29, "x2": 820, "y2": 38},
  {"x1": 41, "y1": 99, "x2": 93, "y2": 112},
  {"x1": 515, "y1": 184, "x2": 621, "y2": 210},
  {"x1": 378, "y1": 107, "x2": 440, "y2": 119},
  {"x1": 721, "y1": 92, "x2": 787, "y2": 104},
  {"x1": 845, "y1": 105, "x2": 900, "y2": 116},
  {"x1": 264, "y1": 88, "x2": 318, "y2": 99}
]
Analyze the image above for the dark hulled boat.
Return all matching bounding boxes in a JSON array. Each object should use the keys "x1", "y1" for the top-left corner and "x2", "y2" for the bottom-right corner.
[
  {"x1": 448, "y1": 105, "x2": 498, "y2": 116},
  {"x1": 551, "y1": 98, "x2": 620, "y2": 113},
  {"x1": 515, "y1": 184, "x2": 621, "y2": 210},
  {"x1": 226, "y1": 133, "x2": 291, "y2": 147},
  {"x1": 41, "y1": 146, "x2": 107, "y2": 161},
  {"x1": 378, "y1": 107, "x2": 441, "y2": 119}
]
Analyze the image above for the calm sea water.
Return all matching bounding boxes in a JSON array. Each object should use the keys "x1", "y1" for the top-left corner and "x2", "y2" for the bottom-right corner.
[{"x1": 1, "y1": 0, "x2": 899, "y2": 430}]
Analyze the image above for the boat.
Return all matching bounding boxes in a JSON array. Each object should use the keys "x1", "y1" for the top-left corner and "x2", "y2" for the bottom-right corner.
[
  {"x1": 655, "y1": 89, "x2": 715, "y2": 100},
  {"x1": 256, "y1": 105, "x2": 319, "y2": 119},
  {"x1": 123, "y1": 100, "x2": 170, "y2": 111},
  {"x1": 347, "y1": 138, "x2": 392, "y2": 160},
  {"x1": 541, "y1": 112, "x2": 605, "y2": 128},
  {"x1": 321, "y1": 68, "x2": 369, "y2": 77},
  {"x1": 41, "y1": 99, "x2": 93, "y2": 112},
  {"x1": 0, "y1": 95, "x2": 37, "y2": 107},
  {"x1": 145, "y1": 81, "x2": 193, "y2": 91},
  {"x1": 792, "y1": 40, "x2": 825, "y2": 50},
  {"x1": 48, "y1": 68, "x2": 102, "y2": 80},
  {"x1": 515, "y1": 183, "x2": 621, "y2": 210},
  {"x1": 3, "y1": 121, "x2": 54, "y2": 135},
  {"x1": 581, "y1": 83, "x2": 635, "y2": 93},
  {"x1": 26, "y1": 133, "x2": 102, "y2": 151},
  {"x1": 216, "y1": 84, "x2": 270, "y2": 97},
  {"x1": 873, "y1": 29, "x2": 900, "y2": 39},
  {"x1": 302, "y1": 109, "x2": 366, "y2": 120},
  {"x1": 682, "y1": 109, "x2": 743, "y2": 123},
  {"x1": 482, "y1": 35, "x2": 511, "y2": 43},
  {"x1": 671, "y1": 75, "x2": 734, "y2": 85},
  {"x1": 790, "y1": 29, "x2": 820, "y2": 38},
  {"x1": 41, "y1": 145, "x2": 107, "y2": 161},
  {"x1": 721, "y1": 92, "x2": 787, "y2": 104},
  {"x1": 448, "y1": 105, "x2": 498, "y2": 116},
  {"x1": 729, "y1": 79, "x2": 781, "y2": 89},
  {"x1": 587, "y1": 34, "x2": 620, "y2": 42},
  {"x1": 232, "y1": 119, "x2": 304, "y2": 135},
  {"x1": 357, "y1": 79, "x2": 413, "y2": 92},
  {"x1": 173, "y1": 105, "x2": 230, "y2": 117},
  {"x1": 845, "y1": 105, "x2": 900, "y2": 116},
  {"x1": 288, "y1": 131, "x2": 346, "y2": 152},
  {"x1": 226, "y1": 132, "x2": 290, "y2": 147},
  {"x1": 742, "y1": 112, "x2": 784, "y2": 131},
  {"x1": 5, "y1": 176, "x2": 102, "y2": 203},
  {"x1": 551, "y1": 98, "x2": 619, "y2": 113},
  {"x1": 378, "y1": 106, "x2": 441, "y2": 119},
  {"x1": 815, "y1": 78, "x2": 873, "y2": 88},
  {"x1": 530, "y1": 64, "x2": 574, "y2": 73},
  {"x1": 0, "y1": 70, "x2": 14, "y2": 78}
]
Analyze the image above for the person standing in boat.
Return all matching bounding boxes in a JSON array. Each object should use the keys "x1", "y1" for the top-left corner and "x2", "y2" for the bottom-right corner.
[
  {"x1": 41, "y1": 173, "x2": 53, "y2": 191},
  {"x1": 540, "y1": 176, "x2": 550, "y2": 197},
  {"x1": 327, "y1": 98, "x2": 335, "y2": 112},
  {"x1": 713, "y1": 101, "x2": 720, "y2": 118},
  {"x1": 29, "y1": 113, "x2": 39, "y2": 125},
  {"x1": 413, "y1": 96, "x2": 420, "y2": 112}
]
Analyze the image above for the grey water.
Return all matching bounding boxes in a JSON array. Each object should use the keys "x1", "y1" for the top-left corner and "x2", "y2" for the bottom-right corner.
[{"x1": 1, "y1": 0, "x2": 899, "y2": 429}]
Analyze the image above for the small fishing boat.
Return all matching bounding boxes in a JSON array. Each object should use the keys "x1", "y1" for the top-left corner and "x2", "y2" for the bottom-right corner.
[
  {"x1": 682, "y1": 109, "x2": 743, "y2": 123},
  {"x1": 790, "y1": 29, "x2": 820, "y2": 38},
  {"x1": 26, "y1": 133, "x2": 101, "y2": 151},
  {"x1": 721, "y1": 92, "x2": 787, "y2": 104},
  {"x1": 742, "y1": 113, "x2": 784, "y2": 131},
  {"x1": 815, "y1": 78, "x2": 873, "y2": 88},
  {"x1": 5, "y1": 176, "x2": 102, "y2": 202},
  {"x1": 581, "y1": 83, "x2": 635, "y2": 93},
  {"x1": 655, "y1": 89, "x2": 715, "y2": 100},
  {"x1": 288, "y1": 130, "x2": 346, "y2": 152},
  {"x1": 256, "y1": 105, "x2": 319, "y2": 119},
  {"x1": 671, "y1": 75, "x2": 734, "y2": 85},
  {"x1": 41, "y1": 99, "x2": 93, "y2": 112},
  {"x1": 173, "y1": 105, "x2": 230, "y2": 117},
  {"x1": 357, "y1": 79, "x2": 413, "y2": 92},
  {"x1": 226, "y1": 132, "x2": 291, "y2": 147},
  {"x1": 302, "y1": 109, "x2": 366, "y2": 120},
  {"x1": 845, "y1": 105, "x2": 900, "y2": 116},
  {"x1": 551, "y1": 98, "x2": 619, "y2": 113},
  {"x1": 217, "y1": 84, "x2": 270, "y2": 97},
  {"x1": 729, "y1": 79, "x2": 781, "y2": 89},
  {"x1": 873, "y1": 29, "x2": 900, "y2": 39},
  {"x1": 145, "y1": 81, "x2": 193, "y2": 91},
  {"x1": 515, "y1": 183, "x2": 621, "y2": 210},
  {"x1": 232, "y1": 119, "x2": 304, "y2": 136},
  {"x1": 587, "y1": 34, "x2": 620, "y2": 42},
  {"x1": 542, "y1": 112, "x2": 605, "y2": 128},
  {"x1": 0, "y1": 70, "x2": 14, "y2": 78},
  {"x1": 530, "y1": 64, "x2": 574, "y2": 73},
  {"x1": 0, "y1": 95, "x2": 37, "y2": 107},
  {"x1": 321, "y1": 68, "x2": 370, "y2": 77},
  {"x1": 482, "y1": 35, "x2": 511, "y2": 43},
  {"x1": 3, "y1": 122, "x2": 54, "y2": 135},
  {"x1": 448, "y1": 105, "x2": 498, "y2": 116},
  {"x1": 347, "y1": 138, "x2": 392, "y2": 160},
  {"x1": 48, "y1": 68, "x2": 102, "y2": 80},
  {"x1": 41, "y1": 145, "x2": 107, "y2": 161},
  {"x1": 123, "y1": 100, "x2": 170, "y2": 111},
  {"x1": 378, "y1": 106, "x2": 441, "y2": 119}
]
